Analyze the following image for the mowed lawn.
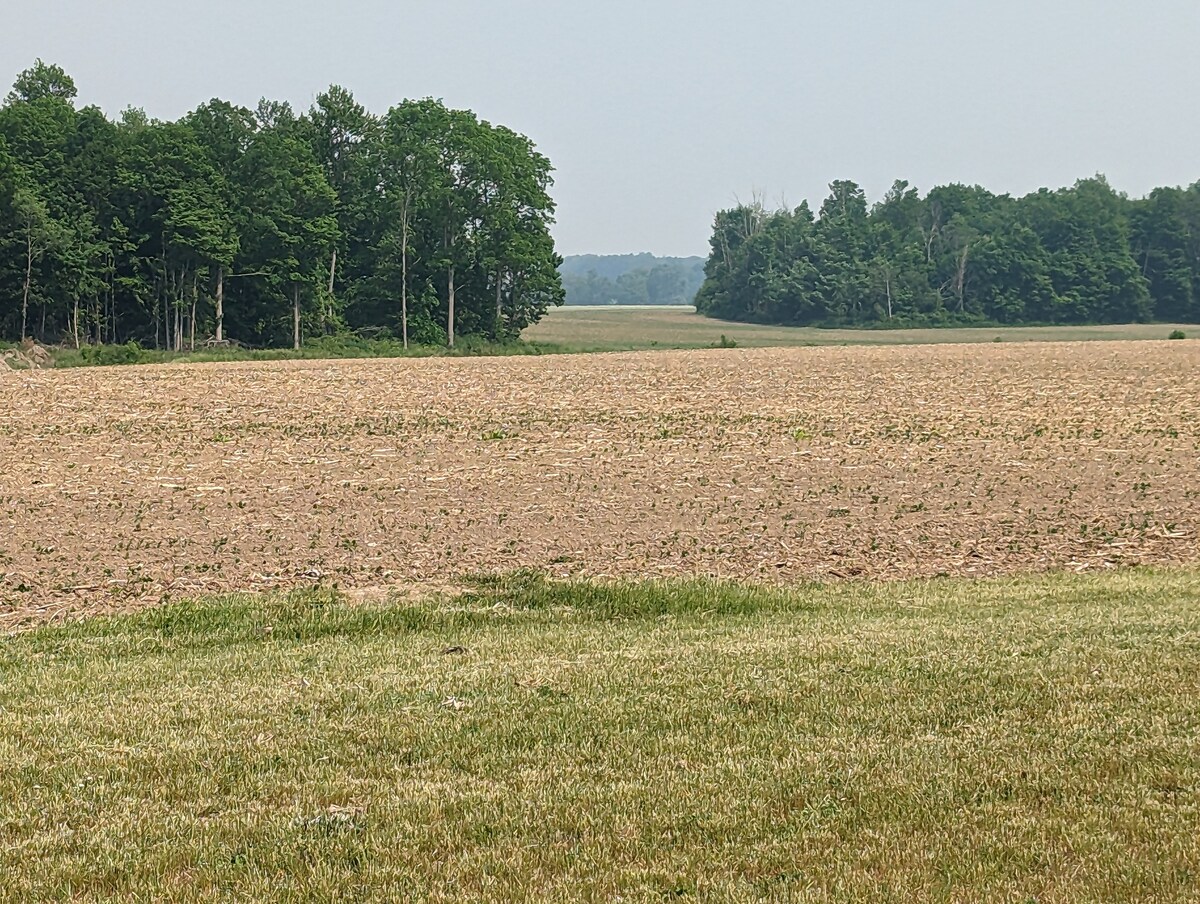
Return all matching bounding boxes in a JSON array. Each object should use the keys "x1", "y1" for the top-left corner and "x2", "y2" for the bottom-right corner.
[
  {"x1": 523, "y1": 305, "x2": 1196, "y2": 351},
  {"x1": 2, "y1": 570, "x2": 1198, "y2": 902}
]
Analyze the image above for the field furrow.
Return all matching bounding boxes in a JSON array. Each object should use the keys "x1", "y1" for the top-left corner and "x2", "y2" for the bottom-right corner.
[{"x1": 2, "y1": 340, "x2": 1198, "y2": 628}]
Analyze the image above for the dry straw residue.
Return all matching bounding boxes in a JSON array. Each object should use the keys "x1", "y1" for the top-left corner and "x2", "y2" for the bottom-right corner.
[{"x1": 2, "y1": 341, "x2": 1198, "y2": 628}]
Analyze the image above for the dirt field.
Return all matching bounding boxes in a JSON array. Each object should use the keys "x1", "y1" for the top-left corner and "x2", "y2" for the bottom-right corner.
[{"x1": 2, "y1": 341, "x2": 1198, "y2": 628}]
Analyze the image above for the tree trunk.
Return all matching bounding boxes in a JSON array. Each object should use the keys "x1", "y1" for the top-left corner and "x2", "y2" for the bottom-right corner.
[
  {"x1": 166, "y1": 268, "x2": 173, "y2": 351},
  {"x1": 293, "y1": 284, "x2": 301, "y2": 350},
  {"x1": 215, "y1": 267, "x2": 225, "y2": 342},
  {"x1": 447, "y1": 265, "x2": 456, "y2": 349},
  {"x1": 445, "y1": 212, "x2": 456, "y2": 349},
  {"x1": 21, "y1": 232, "x2": 32, "y2": 340},
  {"x1": 923, "y1": 205, "x2": 941, "y2": 264},
  {"x1": 955, "y1": 245, "x2": 970, "y2": 313},
  {"x1": 325, "y1": 249, "x2": 337, "y2": 334},
  {"x1": 401, "y1": 203, "x2": 409, "y2": 350},
  {"x1": 107, "y1": 262, "x2": 116, "y2": 343},
  {"x1": 885, "y1": 273, "x2": 893, "y2": 320},
  {"x1": 156, "y1": 255, "x2": 165, "y2": 350},
  {"x1": 173, "y1": 267, "x2": 184, "y2": 352},
  {"x1": 168, "y1": 266, "x2": 178, "y2": 351},
  {"x1": 174, "y1": 270, "x2": 183, "y2": 352},
  {"x1": 72, "y1": 298, "x2": 80, "y2": 349},
  {"x1": 494, "y1": 269, "x2": 504, "y2": 340},
  {"x1": 190, "y1": 272, "x2": 198, "y2": 351}
]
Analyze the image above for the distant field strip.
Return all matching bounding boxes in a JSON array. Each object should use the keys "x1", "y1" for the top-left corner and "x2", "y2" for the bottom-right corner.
[
  {"x1": 2, "y1": 340, "x2": 1199, "y2": 627},
  {"x1": 525, "y1": 305, "x2": 1197, "y2": 350}
]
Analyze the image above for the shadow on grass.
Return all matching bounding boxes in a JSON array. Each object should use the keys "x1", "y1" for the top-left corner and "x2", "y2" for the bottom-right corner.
[{"x1": 8, "y1": 566, "x2": 1190, "y2": 664}]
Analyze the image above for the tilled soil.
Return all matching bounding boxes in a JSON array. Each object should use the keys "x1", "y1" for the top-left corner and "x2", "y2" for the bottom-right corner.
[{"x1": 2, "y1": 341, "x2": 1198, "y2": 629}]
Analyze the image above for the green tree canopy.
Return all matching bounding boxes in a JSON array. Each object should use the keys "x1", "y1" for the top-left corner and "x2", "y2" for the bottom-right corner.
[
  {"x1": 697, "y1": 176, "x2": 1191, "y2": 328},
  {"x1": 0, "y1": 62, "x2": 564, "y2": 349}
]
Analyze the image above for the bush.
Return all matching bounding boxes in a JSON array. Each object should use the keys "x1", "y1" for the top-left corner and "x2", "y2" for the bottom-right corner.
[
  {"x1": 45, "y1": 333, "x2": 555, "y2": 368},
  {"x1": 304, "y1": 335, "x2": 411, "y2": 359},
  {"x1": 1169, "y1": 330, "x2": 1186, "y2": 340},
  {"x1": 78, "y1": 341, "x2": 150, "y2": 366}
]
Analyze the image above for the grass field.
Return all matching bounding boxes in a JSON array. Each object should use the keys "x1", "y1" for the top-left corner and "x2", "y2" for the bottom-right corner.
[
  {"x1": 2, "y1": 570, "x2": 1198, "y2": 902},
  {"x1": 523, "y1": 305, "x2": 1196, "y2": 351},
  {"x1": 3, "y1": 310, "x2": 1191, "y2": 371}
]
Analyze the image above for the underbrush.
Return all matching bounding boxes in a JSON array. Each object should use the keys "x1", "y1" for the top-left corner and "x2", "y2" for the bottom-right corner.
[{"x1": 43, "y1": 335, "x2": 564, "y2": 368}]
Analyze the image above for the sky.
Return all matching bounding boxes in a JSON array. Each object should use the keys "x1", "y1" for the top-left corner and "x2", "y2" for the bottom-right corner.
[{"x1": 6, "y1": 1, "x2": 1200, "y2": 258}]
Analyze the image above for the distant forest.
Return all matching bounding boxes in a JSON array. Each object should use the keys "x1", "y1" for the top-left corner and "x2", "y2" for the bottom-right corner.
[
  {"x1": 562, "y1": 254, "x2": 704, "y2": 306},
  {"x1": 698, "y1": 178, "x2": 1200, "y2": 327},
  {"x1": 0, "y1": 61, "x2": 564, "y2": 350}
]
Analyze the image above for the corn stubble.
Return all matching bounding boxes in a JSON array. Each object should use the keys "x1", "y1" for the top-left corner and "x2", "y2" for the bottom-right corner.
[{"x1": 1, "y1": 340, "x2": 1198, "y2": 629}]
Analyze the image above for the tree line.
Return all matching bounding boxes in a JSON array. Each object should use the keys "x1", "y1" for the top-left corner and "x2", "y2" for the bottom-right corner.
[
  {"x1": 562, "y1": 254, "x2": 704, "y2": 306},
  {"x1": 0, "y1": 61, "x2": 564, "y2": 350},
  {"x1": 698, "y1": 178, "x2": 1200, "y2": 327}
]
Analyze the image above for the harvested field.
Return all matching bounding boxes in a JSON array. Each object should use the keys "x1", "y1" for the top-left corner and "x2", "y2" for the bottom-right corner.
[
  {"x1": 525, "y1": 304, "x2": 1197, "y2": 350},
  {"x1": 2, "y1": 340, "x2": 1199, "y2": 628}
]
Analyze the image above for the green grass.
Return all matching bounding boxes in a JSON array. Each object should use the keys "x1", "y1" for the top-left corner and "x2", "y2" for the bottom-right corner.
[
  {"x1": 7, "y1": 309, "x2": 1190, "y2": 369},
  {"x1": 2, "y1": 570, "x2": 1198, "y2": 901},
  {"x1": 523, "y1": 305, "x2": 1200, "y2": 351},
  {"x1": 15, "y1": 310, "x2": 1194, "y2": 371},
  {"x1": 41, "y1": 335, "x2": 564, "y2": 368}
]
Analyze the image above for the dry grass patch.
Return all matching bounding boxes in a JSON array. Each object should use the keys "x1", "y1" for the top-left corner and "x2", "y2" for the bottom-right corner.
[
  {"x1": 523, "y1": 305, "x2": 1198, "y2": 350},
  {"x1": 1, "y1": 570, "x2": 1198, "y2": 901}
]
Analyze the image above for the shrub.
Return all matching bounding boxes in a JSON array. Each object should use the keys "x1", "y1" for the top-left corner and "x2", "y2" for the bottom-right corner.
[
  {"x1": 1169, "y1": 330, "x2": 1186, "y2": 340},
  {"x1": 79, "y1": 341, "x2": 150, "y2": 366}
]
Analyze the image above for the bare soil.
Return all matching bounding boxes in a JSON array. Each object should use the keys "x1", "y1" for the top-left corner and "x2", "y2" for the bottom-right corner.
[{"x1": 2, "y1": 341, "x2": 1198, "y2": 629}]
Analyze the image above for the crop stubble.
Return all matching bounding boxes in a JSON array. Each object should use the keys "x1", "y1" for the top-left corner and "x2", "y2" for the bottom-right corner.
[{"x1": 1, "y1": 341, "x2": 1198, "y2": 628}]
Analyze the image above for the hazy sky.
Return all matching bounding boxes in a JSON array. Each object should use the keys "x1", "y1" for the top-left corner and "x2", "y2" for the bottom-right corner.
[{"x1": 7, "y1": 1, "x2": 1200, "y2": 257}]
